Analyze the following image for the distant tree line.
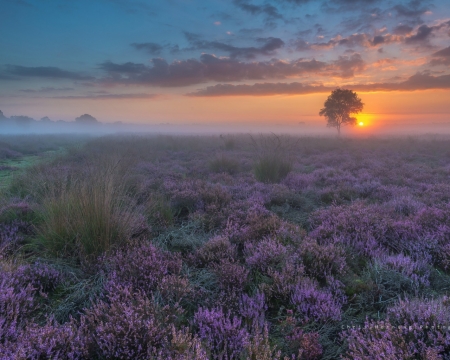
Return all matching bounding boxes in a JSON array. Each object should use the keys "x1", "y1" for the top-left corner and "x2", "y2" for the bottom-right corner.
[{"x1": 0, "y1": 110, "x2": 100, "y2": 127}]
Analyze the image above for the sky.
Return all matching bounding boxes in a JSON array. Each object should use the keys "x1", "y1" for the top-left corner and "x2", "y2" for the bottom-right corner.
[{"x1": 1, "y1": 0, "x2": 450, "y2": 131}]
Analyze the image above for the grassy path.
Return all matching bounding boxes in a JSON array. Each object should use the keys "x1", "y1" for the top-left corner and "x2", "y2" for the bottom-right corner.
[{"x1": 0, "y1": 148, "x2": 66, "y2": 189}]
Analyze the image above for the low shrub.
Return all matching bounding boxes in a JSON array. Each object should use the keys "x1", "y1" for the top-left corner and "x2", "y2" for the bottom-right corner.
[
  {"x1": 209, "y1": 154, "x2": 240, "y2": 175},
  {"x1": 254, "y1": 155, "x2": 293, "y2": 184}
]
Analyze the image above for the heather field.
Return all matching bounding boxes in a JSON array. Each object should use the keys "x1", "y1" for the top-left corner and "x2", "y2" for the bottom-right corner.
[{"x1": 2, "y1": 134, "x2": 450, "y2": 359}]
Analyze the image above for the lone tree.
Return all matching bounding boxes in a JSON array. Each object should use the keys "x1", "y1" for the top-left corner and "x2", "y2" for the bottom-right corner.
[
  {"x1": 75, "y1": 114, "x2": 98, "y2": 124},
  {"x1": 319, "y1": 88, "x2": 364, "y2": 136}
]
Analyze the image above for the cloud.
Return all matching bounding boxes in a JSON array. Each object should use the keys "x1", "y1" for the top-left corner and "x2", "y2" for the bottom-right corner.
[
  {"x1": 393, "y1": 1, "x2": 431, "y2": 18},
  {"x1": 331, "y1": 53, "x2": 366, "y2": 78},
  {"x1": 19, "y1": 87, "x2": 74, "y2": 93},
  {"x1": 294, "y1": 32, "x2": 400, "y2": 51},
  {"x1": 429, "y1": 46, "x2": 450, "y2": 66},
  {"x1": 404, "y1": 24, "x2": 433, "y2": 43},
  {"x1": 183, "y1": 33, "x2": 284, "y2": 59},
  {"x1": 433, "y1": 46, "x2": 450, "y2": 58},
  {"x1": 187, "y1": 82, "x2": 328, "y2": 96},
  {"x1": 392, "y1": 24, "x2": 413, "y2": 35},
  {"x1": 187, "y1": 72, "x2": 450, "y2": 96},
  {"x1": 98, "y1": 55, "x2": 336, "y2": 87},
  {"x1": 98, "y1": 50, "x2": 367, "y2": 87},
  {"x1": 52, "y1": 93, "x2": 159, "y2": 100},
  {"x1": 131, "y1": 42, "x2": 164, "y2": 55},
  {"x1": 232, "y1": 0, "x2": 283, "y2": 22},
  {"x1": 3, "y1": 65, "x2": 93, "y2": 80}
]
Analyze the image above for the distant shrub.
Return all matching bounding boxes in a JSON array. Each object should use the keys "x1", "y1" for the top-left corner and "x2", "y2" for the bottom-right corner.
[
  {"x1": 254, "y1": 155, "x2": 293, "y2": 183},
  {"x1": 209, "y1": 154, "x2": 240, "y2": 175},
  {"x1": 252, "y1": 134, "x2": 295, "y2": 184},
  {"x1": 221, "y1": 135, "x2": 235, "y2": 150}
]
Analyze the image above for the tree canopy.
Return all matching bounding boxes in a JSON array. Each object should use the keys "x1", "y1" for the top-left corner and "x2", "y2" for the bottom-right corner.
[
  {"x1": 319, "y1": 89, "x2": 364, "y2": 135},
  {"x1": 75, "y1": 114, "x2": 98, "y2": 124}
]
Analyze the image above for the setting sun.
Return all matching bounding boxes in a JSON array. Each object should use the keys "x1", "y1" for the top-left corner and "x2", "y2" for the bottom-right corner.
[{"x1": 359, "y1": 122, "x2": 364, "y2": 126}]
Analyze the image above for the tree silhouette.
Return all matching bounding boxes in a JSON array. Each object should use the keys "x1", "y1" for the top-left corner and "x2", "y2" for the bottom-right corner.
[
  {"x1": 75, "y1": 114, "x2": 98, "y2": 124},
  {"x1": 319, "y1": 89, "x2": 364, "y2": 136}
]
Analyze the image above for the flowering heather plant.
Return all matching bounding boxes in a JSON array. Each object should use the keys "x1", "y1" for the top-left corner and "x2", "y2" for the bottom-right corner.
[
  {"x1": 157, "y1": 274, "x2": 192, "y2": 305},
  {"x1": 194, "y1": 306, "x2": 249, "y2": 359},
  {"x1": 342, "y1": 296, "x2": 450, "y2": 359},
  {"x1": 342, "y1": 319, "x2": 418, "y2": 359},
  {"x1": 244, "y1": 322, "x2": 284, "y2": 360},
  {"x1": 107, "y1": 240, "x2": 182, "y2": 294},
  {"x1": 290, "y1": 278, "x2": 343, "y2": 322},
  {"x1": 0, "y1": 220, "x2": 26, "y2": 255},
  {"x1": 388, "y1": 297, "x2": 450, "y2": 329},
  {"x1": 163, "y1": 178, "x2": 231, "y2": 217},
  {"x1": 282, "y1": 172, "x2": 315, "y2": 191},
  {"x1": 0, "y1": 276, "x2": 36, "y2": 343},
  {"x1": 239, "y1": 291, "x2": 267, "y2": 329},
  {"x1": 224, "y1": 201, "x2": 284, "y2": 244},
  {"x1": 374, "y1": 253, "x2": 430, "y2": 288},
  {"x1": 2, "y1": 317, "x2": 85, "y2": 360},
  {"x1": 211, "y1": 259, "x2": 249, "y2": 292},
  {"x1": 244, "y1": 237, "x2": 289, "y2": 273},
  {"x1": 298, "y1": 238, "x2": 347, "y2": 280},
  {"x1": 81, "y1": 283, "x2": 180, "y2": 359},
  {"x1": 155, "y1": 325, "x2": 208, "y2": 360},
  {"x1": 309, "y1": 201, "x2": 394, "y2": 258},
  {"x1": 267, "y1": 260, "x2": 305, "y2": 299},
  {"x1": 286, "y1": 328, "x2": 323, "y2": 360},
  {"x1": 192, "y1": 235, "x2": 237, "y2": 267}
]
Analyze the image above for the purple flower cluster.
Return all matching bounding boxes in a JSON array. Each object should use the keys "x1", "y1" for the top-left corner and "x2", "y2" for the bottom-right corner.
[
  {"x1": 107, "y1": 240, "x2": 182, "y2": 294},
  {"x1": 374, "y1": 253, "x2": 430, "y2": 288},
  {"x1": 290, "y1": 278, "x2": 343, "y2": 322},
  {"x1": 239, "y1": 291, "x2": 267, "y2": 328},
  {"x1": 194, "y1": 307, "x2": 249, "y2": 359},
  {"x1": 0, "y1": 220, "x2": 27, "y2": 255},
  {"x1": 342, "y1": 296, "x2": 450, "y2": 358}
]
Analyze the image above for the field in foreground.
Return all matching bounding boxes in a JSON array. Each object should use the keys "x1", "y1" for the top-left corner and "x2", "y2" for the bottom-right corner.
[{"x1": 2, "y1": 134, "x2": 450, "y2": 359}]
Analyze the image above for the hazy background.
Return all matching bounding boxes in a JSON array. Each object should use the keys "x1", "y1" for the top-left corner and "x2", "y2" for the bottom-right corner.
[{"x1": 1, "y1": 0, "x2": 450, "y2": 134}]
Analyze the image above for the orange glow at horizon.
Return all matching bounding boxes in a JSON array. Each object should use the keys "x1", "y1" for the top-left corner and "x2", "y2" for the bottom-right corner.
[{"x1": 3, "y1": 89, "x2": 450, "y2": 131}]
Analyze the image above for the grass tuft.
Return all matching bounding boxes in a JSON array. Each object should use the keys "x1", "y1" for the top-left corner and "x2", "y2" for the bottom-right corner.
[{"x1": 31, "y1": 156, "x2": 141, "y2": 258}]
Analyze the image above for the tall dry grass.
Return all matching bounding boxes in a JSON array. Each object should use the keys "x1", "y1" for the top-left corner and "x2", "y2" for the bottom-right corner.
[
  {"x1": 29, "y1": 155, "x2": 141, "y2": 258},
  {"x1": 251, "y1": 134, "x2": 296, "y2": 183}
]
